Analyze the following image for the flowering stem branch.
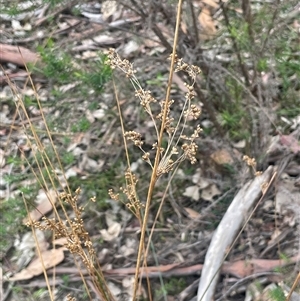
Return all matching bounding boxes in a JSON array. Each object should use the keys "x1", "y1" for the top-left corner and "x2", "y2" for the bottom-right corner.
[{"x1": 132, "y1": 0, "x2": 184, "y2": 299}]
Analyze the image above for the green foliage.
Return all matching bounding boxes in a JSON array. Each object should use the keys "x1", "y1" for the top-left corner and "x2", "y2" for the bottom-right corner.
[
  {"x1": 269, "y1": 286, "x2": 285, "y2": 301},
  {"x1": 220, "y1": 110, "x2": 241, "y2": 128},
  {"x1": 88, "y1": 101, "x2": 99, "y2": 111},
  {"x1": 253, "y1": 280, "x2": 263, "y2": 292},
  {"x1": 273, "y1": 253, "x2": 291, "y2": 273},
  {"x1": 257, "y1": 58, "x2": 268, "y2": 72},
  {"x1": 278, "y1": 252, "x2": 290, "y2": 262},
  {"x1": 76, "y1": 55, "x2": 112, "y2": 93},
  {"x1": 37, "y1": 40, "x2": 75, "y2": 84},
  {"x1": 23, "y1": 95, "x2": 37, "y2": 107},
  {"x1": 6, "y1": 156, "x2": 23, "y2": 166},
  {"x1": 62, "y1": 274, "x2": 70, "y2": 286},
  {"x1": 1, "y1": 2, "x2": 21, "y2": 15},
  {"x1": 220, "y1": 109, "x2": 249, "y2": 140},
  {"x1": 229, "y1": 21, "x2": 251, "y2": 50},
  {"x1": 35, "y1": 41, "x2": 112, "y2": 137},
  {"x1": 19, "y1": 185, "x2": 36, "y2": 195},
  {"x1": 3, "y1": 173, "x2": 27, "y2": 184},
  {"x1": 213, "y1": 0, "x2": 299, "y2": 144},
  {"x1": 62, "y1": 152, "x2": 75, "y2": 165},
  {"x1": 63, "y1": 136, "x2": 71, "y2": 145},
  {"x1": 155, "y1": 278, "x2": 186, "y2": 298},
  {"x1": 252, "y1": 4, "x2": 273, "y2": 33},
  {"x1": 33, "y1": 288, "x2": 47, "y2": 298},
  {"x1": 225, "y1": 77, "x2": 243, "y2": 102},
  {"x1": 0, "y1": 196, "x2": 28, "y2": 255},
  {"x1": 71, "y1": 117, "x2": 91, "y2": 133},
  {"x1": 217, "y1": 76, "x2": 252, "y2": 140},
  {"x1": 269, "y1": 7, "x2": 300, "y2": 119},
  {"x1": 37, "y1": 41, "x2": 111, "y2": 93},
  {"x1": 277, "y1": 57, "x2": 300, "y2": 90},
  {"x1": 11, "y1": 285, "x2": 23, "y2": 294}
]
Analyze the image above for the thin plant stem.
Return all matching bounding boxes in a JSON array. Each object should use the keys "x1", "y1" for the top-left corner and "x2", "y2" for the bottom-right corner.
[
  {"x1": 132, "y1": 0, "x2": 184, "y2": 299},
  {"x1": 23, "y1": 195, "x2": 55, "y2": 301},
  {"x1": 113, "y1": 77, "x2": 142, "y2": 224},
  {"x1": 285, "y1": 272, "x2": 300, "y2": 301}
]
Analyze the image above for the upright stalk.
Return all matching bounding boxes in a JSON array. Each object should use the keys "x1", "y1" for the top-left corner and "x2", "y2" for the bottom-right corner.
[{"x1": 132, "y1": 0, "x2": 184, "y2": 299}]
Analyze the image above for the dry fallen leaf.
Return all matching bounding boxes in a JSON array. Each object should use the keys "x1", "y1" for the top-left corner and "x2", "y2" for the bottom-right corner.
[
  {"x1": 9, "y1": 248, "x2": 65, "y2": 281},
  {"x1": 119, "y1": 238, "x2": 136, "y2": 257},
  {"x1": 23, "y1": 189, "x2": 57, "y2": 224},
  {"x1": 14, "y1": 229, "x2": 47, "y2": 268},
  {"x1": 196, "y1": 177, "x2": 211, "y2": 190},
  {"x1": 291, "y1": 114, "x2": 300, "y2": 129},
  {"x1": 181, "y1": 21, "x2": 188, "y2": 34},
  {"x1": 201, "y1": 183, "x2": 221, "y2": 201},
  {"x1": 93, "y1": 108, "x2": 105, "y2": 119},
  {"x1": 107, "y1": 281, "x2": 121, "y2": 297},
  {"x1": 122, "y1": 276, "x2": 135, "y2": 299},
  {"x1": 184, "y1": 207, "x2": 201, "y2": 219},
  {"x1": 52, "y1": 237, "x2": 68, "y2": 246},
  {"x1": 183, "y1": 185, "x2": 200, "y2": 201},
  {"x1": 210, "y1": 149, "x2": 234, "y2": 165},
  {"x1": 101, "y1": 0, "x2": 117, "y2": 21},
  {"x1": 93, "y1": 34, "x2": 117, "y2": 45},
  {"x1": 100, "y1": 222, "x2": 121, "y2": 241},
  {"x1": 198, "y1": 7, "x2": 217, "y2": 40},
  {"x1": 122, "y1": 40, "x2": 140, "y2": 57}
]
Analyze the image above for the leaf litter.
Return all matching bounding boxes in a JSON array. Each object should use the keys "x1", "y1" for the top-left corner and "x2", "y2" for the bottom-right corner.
[{"x1": 1, "y1": 0, "x2": 300, "y2": 300}]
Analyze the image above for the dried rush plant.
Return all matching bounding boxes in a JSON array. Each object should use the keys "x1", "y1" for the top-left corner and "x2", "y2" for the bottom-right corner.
[
  {"x1": 4, "y1": 46, "x2": 113, "y2": 301},
  {"x1": 20, "y1": 48, "x2": 202, "y2": 300},
  {"x1": 11, "y1": 76, "x2": 115, "y2": 300},
  {"x1": 106, "y1": 48, "x2": 202, "y2": 299},
  {"x1": 9, "y1": 48, "x2": 203, "y2": 301}
]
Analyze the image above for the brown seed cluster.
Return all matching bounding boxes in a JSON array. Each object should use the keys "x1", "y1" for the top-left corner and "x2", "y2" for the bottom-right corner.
[
  {"x1": 66, "y1": 294, "x2": 76, "y2": 301},
  {"x1": 174, "y1": 56, "x2": 202, "y2": 81},
  {"x1": 109, "y1": 169, "x2": 144, "y2": 217},
  {"x1": 124, "y1": 131, "x2": 143, "y2": 148},
  {"x1": 184, "y1": 104, "x2": 202, "y2": 120},
  {"x1": 106, "y1": 48, "x2": 136, "y2": 78},
  {"x1": 27, "y1": 188, "x2": 96, "y2": 272},
  {"x1": 106, "y1": 49, "x2": 203, "y2": 204},
  {"x1": 135, "y1": 89, "x2": 157, "y2": 112},
  {"x1": 243, "y1": 155, "x2": 262, "y2": 176},
  {"x1": 181, "y1": 142, "x2": 198, "y2": 164}
]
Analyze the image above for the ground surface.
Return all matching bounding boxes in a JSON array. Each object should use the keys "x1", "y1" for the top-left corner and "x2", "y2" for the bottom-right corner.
[{"x1": 1, "y1": 1, "x2": 300, "y2": 301}]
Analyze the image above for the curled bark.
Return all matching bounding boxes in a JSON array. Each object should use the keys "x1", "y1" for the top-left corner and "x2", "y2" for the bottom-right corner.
[{"x1": 197, "y1": 166, "x2": 275, "y2": 301}]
